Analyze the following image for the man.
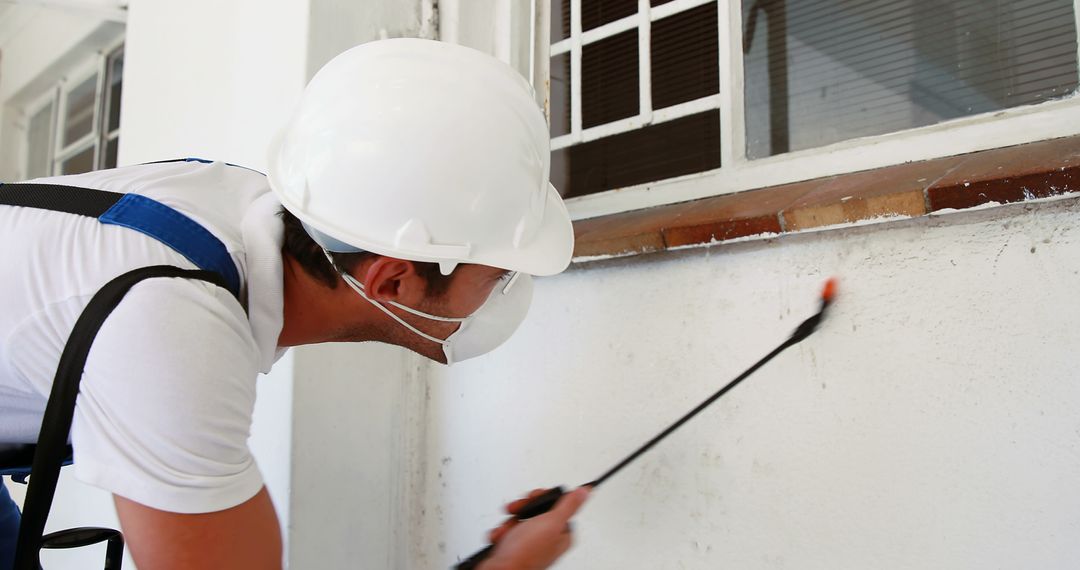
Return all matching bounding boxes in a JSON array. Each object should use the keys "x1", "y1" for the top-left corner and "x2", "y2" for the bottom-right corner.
[{"x1": 0, "y1": 39, "x2": 588, "y2": 569}]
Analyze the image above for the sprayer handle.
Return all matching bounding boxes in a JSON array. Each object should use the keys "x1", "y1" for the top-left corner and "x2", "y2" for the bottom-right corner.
[{"x1": 453, "y1": 486, "x2": 566, "y2": 569}]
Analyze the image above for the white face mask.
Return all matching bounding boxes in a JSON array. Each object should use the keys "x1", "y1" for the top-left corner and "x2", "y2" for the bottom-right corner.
[{"x1": 324, "y1": 250, "x2": 534, "y2": 364}]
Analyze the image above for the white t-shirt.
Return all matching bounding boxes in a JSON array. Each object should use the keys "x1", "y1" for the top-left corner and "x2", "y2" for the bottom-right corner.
[{"x1": 0, "y1": 160, "x2": 287, "y2": 514}]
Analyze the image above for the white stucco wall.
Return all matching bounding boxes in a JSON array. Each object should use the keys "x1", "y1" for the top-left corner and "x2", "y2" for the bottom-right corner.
[
  {"x1": 285, "y1": 2, "x2": 432, "y2": 568},
  {"x1": 120, "y1": 0, "x2": 309, "y2": 169},
  {"x1": 417, "y1": 196, "x2": 1080, "y2": 569}
]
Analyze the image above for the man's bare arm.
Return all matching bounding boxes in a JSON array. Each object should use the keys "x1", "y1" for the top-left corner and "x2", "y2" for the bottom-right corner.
[{"x1": 114, "y1": 487, "x2": 282, "y2": 570}]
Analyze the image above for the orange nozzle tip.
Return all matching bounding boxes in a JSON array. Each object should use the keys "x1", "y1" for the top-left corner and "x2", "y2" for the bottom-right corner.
[{"x1": 822, "y1": 278, "x2": 838, "y2": 303}]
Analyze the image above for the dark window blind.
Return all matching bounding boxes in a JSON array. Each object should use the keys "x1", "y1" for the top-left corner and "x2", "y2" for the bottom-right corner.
[
  {"x1": 743, "y1": 0, "x2": 1080, "y2": 157},
  {"x1": 551, "y1": 1, "x2": 723, "y2": 199}
]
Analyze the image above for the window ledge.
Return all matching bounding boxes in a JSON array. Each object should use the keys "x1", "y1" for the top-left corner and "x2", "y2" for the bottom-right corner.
[{"x1": 571, "y1": 135, "x2": 1080, "y2": 262}]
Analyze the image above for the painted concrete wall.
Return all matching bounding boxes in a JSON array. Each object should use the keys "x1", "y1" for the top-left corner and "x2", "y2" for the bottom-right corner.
[
  {"x1": 417, "y1": 196, "x2": 1080, "y2": 569},
  {"x1": 289, "y1": 343, "x2": 428, "y2": 570},
  {"x1": 120, "y1": 0, "x2": 309, "y2": 169},
  {"x1": 286, "y1": 2, "x2": 432, "y2": 568}
]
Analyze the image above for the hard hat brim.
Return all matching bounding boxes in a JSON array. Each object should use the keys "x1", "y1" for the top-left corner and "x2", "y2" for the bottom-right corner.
[
  {"x1": 268, "y1": 126, "x2": 575, "y2": 276},
  {"x1": 500, "y1": 182, "x2": 575, "y2": 277}
]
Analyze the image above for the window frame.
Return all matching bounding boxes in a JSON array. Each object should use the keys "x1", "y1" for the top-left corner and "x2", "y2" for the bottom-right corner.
[
  {"x1": 540, "y1": 0, "x2": 1080, "y2": 221},
  {"x1": 23, "y1": 38, "x2": 124, "y2": 179},
  {"x1": 54, "y1": 56, "x2": 105, "y2": 174},
  {"x1": 100, "y1": 43, "x2": 125, "y2": 169},
  {"x1": 23, "y1": 88, "x2": 59, "y2": 180}
]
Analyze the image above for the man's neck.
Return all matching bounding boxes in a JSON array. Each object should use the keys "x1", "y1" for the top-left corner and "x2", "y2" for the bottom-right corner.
[{"x1": 277, "y1": 253, "x2": 363, "y2": 347}]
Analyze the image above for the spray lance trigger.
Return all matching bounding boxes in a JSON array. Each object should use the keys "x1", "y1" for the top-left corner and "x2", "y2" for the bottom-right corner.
[{"x1": 454, "y1": 487, "x2": 567, "y2": 570}]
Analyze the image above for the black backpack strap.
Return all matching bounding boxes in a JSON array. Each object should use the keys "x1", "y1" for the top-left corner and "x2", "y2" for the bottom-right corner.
[
  {"x1": 12, "y1": 265, "x2": 230, "y2": 570},
  {"x1": 0, "y1": 184, "x2": 123, "y2": 217}
]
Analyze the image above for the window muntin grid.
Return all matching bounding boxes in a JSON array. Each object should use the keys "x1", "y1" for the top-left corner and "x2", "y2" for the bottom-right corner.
[{"x1": 546, "y1": 0, "x2": 1080, "y2": 219}]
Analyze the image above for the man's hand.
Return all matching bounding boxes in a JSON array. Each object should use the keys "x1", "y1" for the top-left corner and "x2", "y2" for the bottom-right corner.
[
  {"x1": 478, "y1": 487, "x2": 590, "y2": 570},
  {"x1": 114, "y1": 487, "x2": 282, "y2": 570}
]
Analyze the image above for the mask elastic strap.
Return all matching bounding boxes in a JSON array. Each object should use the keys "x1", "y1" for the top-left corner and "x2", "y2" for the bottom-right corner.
[
  {"x1": 340, "y1": 272, "x2": 451, "y2": 346},
  {"x1": 322, "y1": 249, "x2": 462, "y2": 346}
]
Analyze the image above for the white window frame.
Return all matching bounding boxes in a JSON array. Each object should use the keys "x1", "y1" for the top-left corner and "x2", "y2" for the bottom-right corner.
[
  {"x1": 23, "y1": 88, "x2": 59, "y2": 179},
  {"x1": 100, "y1": 44, "x2": 124, "y2": 168},
  {"x1": 22, "y1": 37, "x2": 124, "y2": 178},
  {"x1": 54, "y1": 57, "x2": 105, "y2": 174},
  {"x1": 538, "y1": 0, "x2": 1080, "y2": 221}
]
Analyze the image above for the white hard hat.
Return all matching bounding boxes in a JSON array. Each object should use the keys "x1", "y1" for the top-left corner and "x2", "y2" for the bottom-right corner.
[{"x1": 267, "y1": 38, "x2": 574, "y2": 276}]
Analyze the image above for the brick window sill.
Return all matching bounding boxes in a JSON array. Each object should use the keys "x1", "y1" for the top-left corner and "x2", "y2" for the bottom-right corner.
[{"x1": 571, "y1": 135, "x2": 1080, "y2": 261}]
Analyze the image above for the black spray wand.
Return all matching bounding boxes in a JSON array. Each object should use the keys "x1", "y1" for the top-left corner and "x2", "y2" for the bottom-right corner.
[{"x1": 456, "y1": 278, "x2": 838, "y2": 569}]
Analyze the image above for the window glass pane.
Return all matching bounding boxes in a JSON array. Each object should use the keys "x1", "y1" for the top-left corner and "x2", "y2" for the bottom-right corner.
[
  {"x1": 106, "y1": 52, "x2": 123, "y2": 133},
  {"x1": 60, "y1": 146, "x2": 96, "y2": 175},
  {"x1": 27, "y1": 102, "x2": 54, "y2": 179},
  {"x1": 551, "y1": 111, "x2": 720, "y2": 198},
  {"x1": 652, "y1": 3, "x2": 719, "y2": 110},
  {"x1": 104, "y1": 137, "x2": 119, "y2": 169},
  {"x1": 582, "y1": 0, "x2": 638, "y2": 31},
  {"x1": 552, "y1": 0, "x2": 570, "y2": 44},
  {"x1": 62, "y1": 74, "x2": 98, "y2": 147},
  {"x1": 551, "y1": 54, "x2": 572, "y2": 137},
  {"x1": 582, "y1": 29, "x2": 639, "y2": 128},
  {"x1": 743, "y1": 0, "x2": 1080, "y2": 158}
]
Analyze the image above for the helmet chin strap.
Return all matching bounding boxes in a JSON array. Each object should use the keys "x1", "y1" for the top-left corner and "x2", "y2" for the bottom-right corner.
[{"x1": 322, "y1": 249, "x2": 463, "y2": 347}]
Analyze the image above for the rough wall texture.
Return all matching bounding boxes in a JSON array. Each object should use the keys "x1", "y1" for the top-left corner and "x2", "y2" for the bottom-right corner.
[{"x1": 419, "y1": 196, "x2": 1080, "y2": 569}]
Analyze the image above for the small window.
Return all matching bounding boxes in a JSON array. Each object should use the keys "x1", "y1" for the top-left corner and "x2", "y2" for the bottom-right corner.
[{"x1": 23, "y1": 43, "x2": 124, "y2": 178}]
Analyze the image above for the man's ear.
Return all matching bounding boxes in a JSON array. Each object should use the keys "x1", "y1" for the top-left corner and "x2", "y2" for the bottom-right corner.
[{"x1": 362, "y1": 257, "x2": 420, "y2": 302}]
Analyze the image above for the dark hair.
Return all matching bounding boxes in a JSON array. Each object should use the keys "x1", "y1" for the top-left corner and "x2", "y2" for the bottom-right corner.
[{"x1": 279, "y1": 207, "x2": 455, "y2": 296}]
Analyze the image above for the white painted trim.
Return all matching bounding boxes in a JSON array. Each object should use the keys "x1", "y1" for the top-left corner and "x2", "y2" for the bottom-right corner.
[
  {"x1": 552, "y1": 93, "x2": 721, "y2": 150},
  {"x1": 1075, "y1": 0, "x2": 1080, "y2": 82},
  {"x1": 534, "y1": 0, "x2": 552, "y2": 120},
  {"x1": 637, "y1": 0, "x2": 652, "y2": 125},
  {"x1": 493, "y1": 0, "x2": 512, "y2": 64},
  {"x1": 25, "y1": 87, "x2": 58, "y2": 130},
  {"x1": 566, "y1": 95, "x2": 1080, "y2": 220},
  {"x1": 579, "y1": 13, "x2": 637, "y2": 46},
  {"x1": 529, "y1": 0, "x2": 537, "y2": 86},
  {"x1": 569, "y1": 0, "x2": 582, "y2": 140},
  {"x1": 717, "y1": 0, "x2": 744, "y2": 169},
  {"x1": 650, "y1": 0, "x2": 715, "y2": 20},
  {"x1": 54, "y1": 137, "x2": 96, "y2": 174},
  {"x1": 552, "y1": 38, "x2": 569, "y2": 56},
  {"x1": 99, "y1": 42, "x2": 123, "y2": 164},
  {"x1": 100, "y1": 29, "x2": 124, "y2": 56}
]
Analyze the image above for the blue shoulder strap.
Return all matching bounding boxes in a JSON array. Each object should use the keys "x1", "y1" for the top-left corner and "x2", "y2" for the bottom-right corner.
[{"x1": 0, "y1": 183, "x2": 241, "y2": 299}]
